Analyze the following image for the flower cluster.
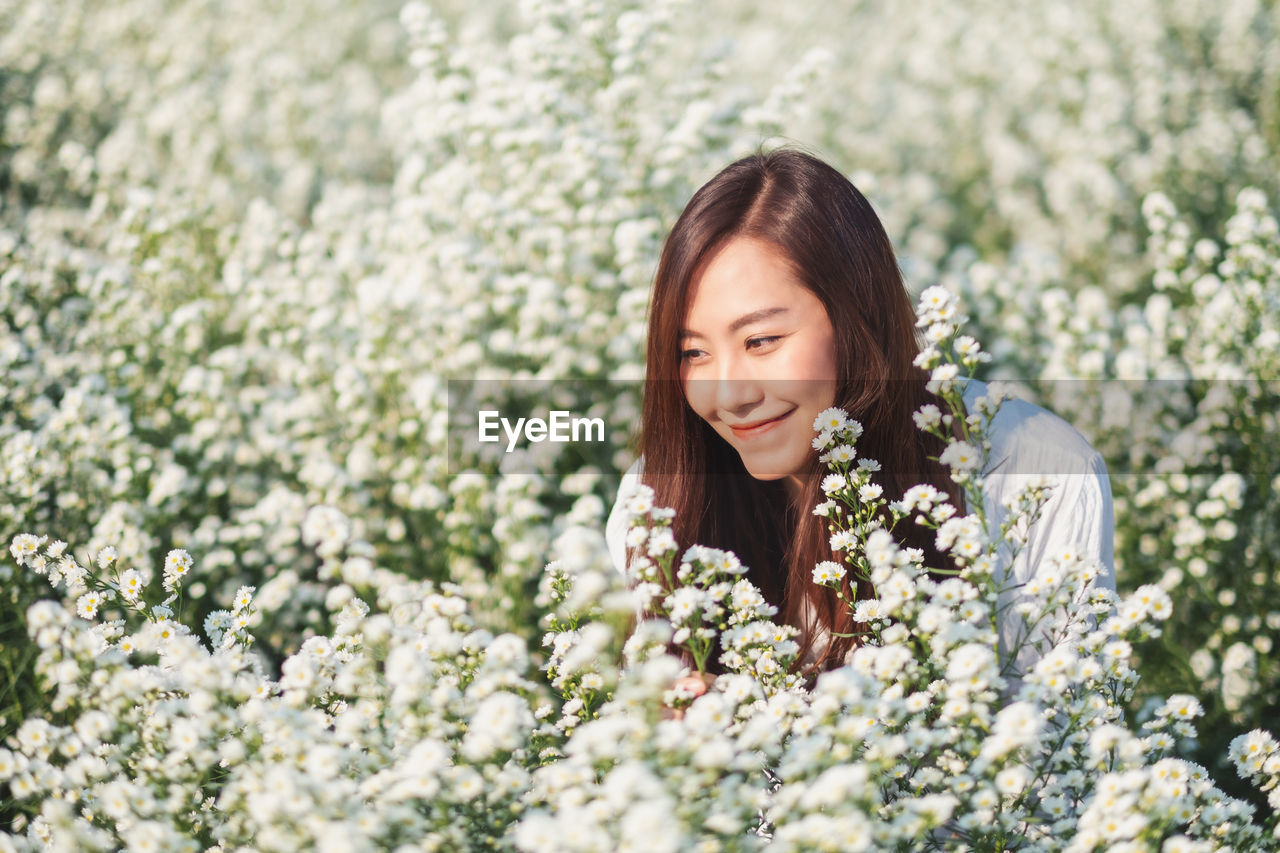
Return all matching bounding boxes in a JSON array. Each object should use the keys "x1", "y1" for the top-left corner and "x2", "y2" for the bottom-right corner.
[
  {"x1": 950, "y1": 184, "x2": 1280, "y2": 763},
  {"x1": 9, "y1": 533, "x2": 254, "y2": 658},
  {"x1": 616, "y1": 487, "x2": 802, "y2": 697},
  {"x1": 5, "y1": 525, "x2": 560, "y2": 851},
  {"x1": 520, "y1": 297, "x2": 1278, "y2": 848},
  {"x1": 6, "y1": 297, "x2": 1280, "y2": 849},
  {"x1": 1230, "y1": 730, "x2": 1280, "y2": 819},
  {"x1": 0, "y1": 0, "x2": 827, "y2": 743},
  {"x1": 535, "y1": 523, "x2": 634, "y2": 735},
  {"x1": 718, "y1": 0, "x2": 1279, "y2": 301},
  {"x1": 2, "y1": 0, "x2": 1279, "y2": 842}
]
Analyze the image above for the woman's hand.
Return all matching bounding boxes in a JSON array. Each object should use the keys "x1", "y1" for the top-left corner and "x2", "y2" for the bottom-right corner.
[{"x1": 663, "y1": 672, "x2": 716, "y2": 720}]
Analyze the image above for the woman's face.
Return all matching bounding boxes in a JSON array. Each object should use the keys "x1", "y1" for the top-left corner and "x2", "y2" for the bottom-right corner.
[{"x1": 679, "y1": 237, "x2": 838, "y2": 493}]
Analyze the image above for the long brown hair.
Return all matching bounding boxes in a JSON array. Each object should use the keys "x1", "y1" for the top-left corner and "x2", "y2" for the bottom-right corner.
[{"x1": 638, "y1": 147, "x2": 966, "y2": 672}]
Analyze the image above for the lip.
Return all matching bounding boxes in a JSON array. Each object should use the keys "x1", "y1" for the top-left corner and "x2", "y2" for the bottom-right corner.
[{"x1": 728, "y1": 408, "x2": 796, "y2": 439}]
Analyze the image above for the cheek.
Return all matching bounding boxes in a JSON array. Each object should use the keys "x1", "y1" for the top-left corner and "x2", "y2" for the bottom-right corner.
[
  {"x1": 788, "y1": 334, "x2": 839, "y2": 384},
  {"x1": 799, "y1": 334, "x2": 839, "y2": 409},
  {"x1": 680, "y1": 376, "x2": 711, "y2": 421}
]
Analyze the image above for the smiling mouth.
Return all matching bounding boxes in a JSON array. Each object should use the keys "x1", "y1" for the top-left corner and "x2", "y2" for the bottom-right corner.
[{"x1": 728, "y1": 408, "x2": 796, "y2": 439}]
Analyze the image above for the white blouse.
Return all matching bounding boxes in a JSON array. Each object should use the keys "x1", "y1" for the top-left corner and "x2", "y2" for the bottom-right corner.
[{"x1": 604, "y1": 378, "x2": 1116, "y2": 676}]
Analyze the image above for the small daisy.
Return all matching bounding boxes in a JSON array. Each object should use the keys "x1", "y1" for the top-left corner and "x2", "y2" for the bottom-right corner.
[
  {"x1": 821, "y1": 473, "x2": 848, "y2": 495},
  {"x1": 812, "y1": 561, "x2": 846, "y2": 585},
  {"x1": 163, "y1": 549, "x2": 194, "y2": 590},
  {"x1": 813, "y1": 407, "x2": 849, "y2": 432},
  {"x1": 118, "y1": 569, "x2": 143, "y2": 603},
  {"x1": 830, "y1": 444, "x2": 855, "y2": 464},
  {"x1": 912, "y1": 404, "x2": 942, "y2": 430},
  {"x1": 77, "y1": 591, "x2": 102, "y2": 620},
  {"x1": 829, "y1": 529, "x2": 856, "y2": 551},
  {"x1": 858, "y1": 483, "x2": 883, "y2": 502}
]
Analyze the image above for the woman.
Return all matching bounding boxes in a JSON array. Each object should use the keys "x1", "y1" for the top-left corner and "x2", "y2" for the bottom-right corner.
[{"x1": 605, "y1": 147, "x2": 1115, "y2": 682}]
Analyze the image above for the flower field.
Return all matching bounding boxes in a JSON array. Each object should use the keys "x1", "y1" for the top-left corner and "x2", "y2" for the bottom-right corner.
[{"x1": 1, "y1": 0, "x2": 1278, "y2": 849}]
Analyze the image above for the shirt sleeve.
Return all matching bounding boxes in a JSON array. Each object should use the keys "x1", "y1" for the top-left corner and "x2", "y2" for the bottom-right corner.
[
  {"x1": 995, "y1": 446, "x2": 1116, "y2": 679},
  {"x1": 605, "y1": 457, "x2": 644, "y2": 580},
  {"x1": 1019, "y1": 448, "x2": 1116, "y2": 592}
]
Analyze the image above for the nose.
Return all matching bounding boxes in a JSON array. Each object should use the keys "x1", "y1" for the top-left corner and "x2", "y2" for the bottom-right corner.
[{"x1": 714, "y1": 353, "x2": 764, "y2": 415}]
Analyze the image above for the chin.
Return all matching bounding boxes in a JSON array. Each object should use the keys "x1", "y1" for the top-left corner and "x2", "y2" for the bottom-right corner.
[{"x1": 738, "y1": 455, "x2": 805, "y2": 482}]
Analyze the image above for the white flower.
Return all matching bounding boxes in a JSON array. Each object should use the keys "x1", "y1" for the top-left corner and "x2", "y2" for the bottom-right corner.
[
  {"x1": 946, "y1": 643, "x2": 996, "y2": 683},
  {"x1": 938, "y1": 441, "x2": 982, "y2": 472},
  {"x1": 902, "y1": 484, "x2": 940, "y2": 511},
  {"x1": 9, "y1": 534, "x2": 45, "y2": 566},
  {"x1": 930, "y1": 363, "x2": 959, "y2": 383},
  {"x1": 918, "y1": 285, "x2": 953, "y2": 316},
  {"x1": 821, "y1": 473, "x2": 848, "y2": 495},
  {"x1": 96, "y1": 546, "x2": 118, "y2": 569},
  {"x1": 664, "y1": 587, "x2": 704, "y2": 623},
  {"x1": 163, "y1": 549, "x2": 194, "y2": 590},
  {"x1": 1160, "y1": 695, "x2": 1203, "y2": 722},
  {"x1": 830, "y1": 444, "x2": 856, "y2": 464},
  {"x1": 646, "y1": 527, "x2": 677, "y2": 557},
  {"x1": 914, "y1": 347, "x2": 941, "y2": 369},
  {"x1": 57, "y1": 557, "x2": 87, "y2": 589},
  {"x1": 554, "y1": 525, "x2": 609, "y2": 573},
  {"x1": 813, "y1": 407, "x2": 849, "y2": 433},
  {"x1": 995, "y1": 765, "x2": 1030, "y2": 796},
  {"x1": 232, "y1": 585, "x2": 256, "y2": 611},
  {"x1": 712, "y1": 550, "x2": 744, "y2": 575},
  {"x1": 118, "y1": 569, "x2": 143, "y2": 603},
  {"x1": 912, "y1": 404, "x2": 942, "y2": 431},
  {"x1": 812, "y1": 430, "x2": 835, "y2": 451},
  {"x1": 811, "y1": 500, "x2": 836, "y2": 517},
  {"x1": 77, "y1": 591, "x2": 102, "y2": 620},
  {"x1": 852, "y1": 599, "x2": 883, "y2": 621},
  {"x1": 1229, "y1": 729, "x2": 1278, "y2": 776},
  {"x1": 812, "y1": 561, "x2": 846, "y2": 586},
  {"x1": 461, "y1": 692, "x2": 533, "y2": 760},
  {"x1": 1127, "y1": 584, "x2": 1172, "y2": 622},
  {"x1": 865, "y1": 529, "x2": 899, "y2": 568},
  {"x1": 829, "y1": 529, "x2": 856, "y2": 552},
  {"x1": 625, "y1": 485, "x2": 656, "y2": 516}
]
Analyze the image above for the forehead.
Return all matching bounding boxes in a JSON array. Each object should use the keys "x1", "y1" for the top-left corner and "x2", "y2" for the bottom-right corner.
[{"x1": 684, "y1": 238, "x2": 809, "y2": 325}]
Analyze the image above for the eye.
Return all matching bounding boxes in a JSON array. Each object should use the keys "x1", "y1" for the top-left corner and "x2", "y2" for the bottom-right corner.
[
  {"x1": 746, "y1": 335, "x2": 783, "y2": 351},
  {"x1": 679, "y1": 347, "x2": 707, "y2": 362}
]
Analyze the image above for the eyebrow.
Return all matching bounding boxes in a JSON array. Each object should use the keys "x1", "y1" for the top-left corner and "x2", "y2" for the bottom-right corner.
[{"x1": 680, "y1": 306, "x2": 791, "y2": 340}]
